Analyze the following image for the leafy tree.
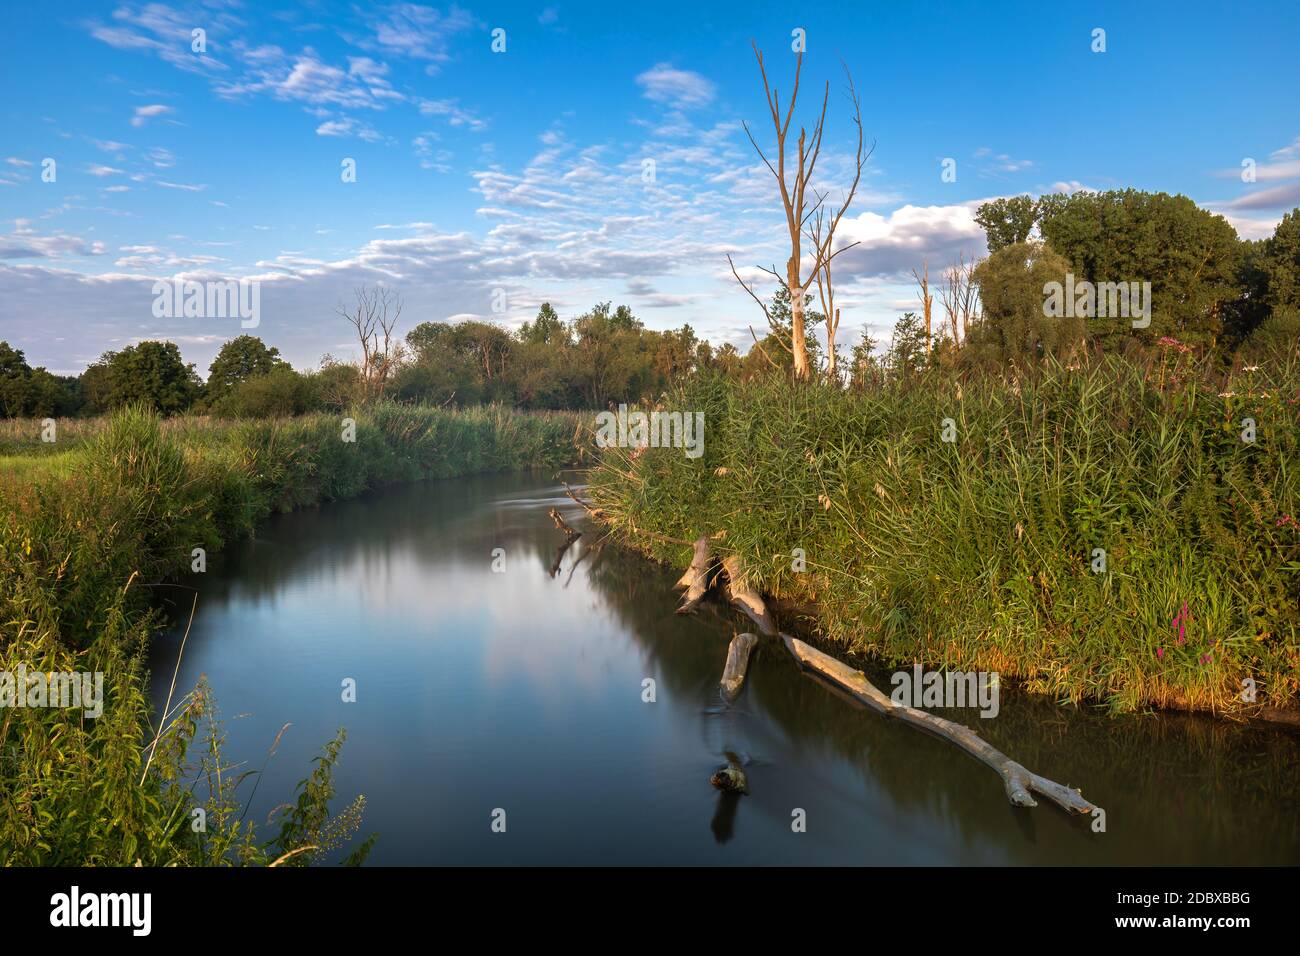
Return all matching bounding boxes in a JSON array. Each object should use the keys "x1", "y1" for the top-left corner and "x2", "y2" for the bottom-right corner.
[
  {"x1": 101, "y1": 341, "x2": 201, "y2": 414},
  {"x1": 518, "y1": 303, "x2": 568, "y2": 345},
  {"x1": 849, "y1": 328, "x2": 880, "y2": 389},
  {"x1": 651, "y1": 325, "x2": 700, "y2": 386},
  {"x1": 708, "y1": 342, "x2": 743, "y2": 378},
  {"x1": 885, "y1": 312, "x2": 929, "y2": 381},
  {"x1": 570, "y1": 302, "x2": 656, "y2": 406},
  {"x1": 311, "y1": 357, "x2": 362, "y2": 412},
  {"x1": 206, "y1": 335, "x2": 286, "y2": 401},
  {"x1": 404, "y1": 320, "x2": 512, "y2": 405},
  {"x1": 1221, "y1": 238, "x2": 1272, "y2": 349},
  {"x1": 969, "y1": 241, "x2": 1085, "y2": 364},
  {"x1": 211, "y1": 367, "x2": 317, "y2": 418},
  {"x1": 1260, "y1": 208, "x2": 1300, "y2": 314},
  {"x1": 0, "y1": 342, "x2": 34, "y2": 417},
  {"x1": 975, "y1": 196, "x2": 1039, "y2": 253},
  {"x1": 0, "y1": 343, "x2": 80, "y2": 418},
  {"x1": 1036, "y1": 189, "x2": 1243, "y2": 348},
  {"x1": 78, "y1": 355, "x2": 116, "y2": 416},
  {"x1": 1242, "y1": 307, "x2": 1300, "y2": 358}
]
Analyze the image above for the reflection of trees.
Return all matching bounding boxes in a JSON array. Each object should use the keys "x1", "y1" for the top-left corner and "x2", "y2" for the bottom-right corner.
[
  {"x1": 159, "y1": 471, "x2": 576, "y2": 611},
  {"x1": 584, "y1": 532, "x2": 1300, "y2": 864}
]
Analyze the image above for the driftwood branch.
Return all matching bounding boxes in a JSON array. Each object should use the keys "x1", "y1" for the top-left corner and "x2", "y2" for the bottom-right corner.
[
  {"x1": 720, "y1": 632, "x2": 759, "y2": 701},
  {"x1": 548, "y1": 507, "x2": 580, "y2": 538},
  {"x1": 782, "y1": 635, "x2": 1095, "y2": 814},
  {"x1": 721, "y1": 554, "x2": 777, "y2": 636},
  {"x1": 547, "y1": 507, "x2": 582, "y2": 577},
  {"x1": 562, "y1": 481, "x2": 604, "y2": 519}
]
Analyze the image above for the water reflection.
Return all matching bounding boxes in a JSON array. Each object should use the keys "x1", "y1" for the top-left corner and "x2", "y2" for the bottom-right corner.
[{"x1": 149, "y1": 472, "x2": 1300, "y2": 865}]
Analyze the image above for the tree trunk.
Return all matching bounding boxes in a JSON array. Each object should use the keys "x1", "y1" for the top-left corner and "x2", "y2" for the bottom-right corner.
[
  {"x1": 788, "y1": 258, "x2": 810, "y2": 380},
  {"x1": 720, "y1": 632, "x2": 760, "y2": 701},
  {"x1": 722, "y1": 554, "x2": 777, "y2": 636},
  {"x1": 826, "y1": 307, "x2": 839, "y2": 381},
  {"x1": 675, "y1": 536, "x2": 714, "y2": 614}
]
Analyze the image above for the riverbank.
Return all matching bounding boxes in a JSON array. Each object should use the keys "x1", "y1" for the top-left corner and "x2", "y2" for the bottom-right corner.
[
  {"x1": 585, "y1": 353, "x2": 1300, "y2": 717},
  {"x1": 0, "y1": 403, "x2": 586, "y2": 864}
]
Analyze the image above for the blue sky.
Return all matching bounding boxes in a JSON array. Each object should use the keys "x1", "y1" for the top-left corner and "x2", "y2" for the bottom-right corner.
[{"x1": 1, "y1": 0, "x2": 1297, "y2": 375}]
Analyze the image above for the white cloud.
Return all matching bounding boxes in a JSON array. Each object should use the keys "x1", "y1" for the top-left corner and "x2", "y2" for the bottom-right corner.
[
  {"x1": 1049, "y1": 180, "x2": 1097, "y2": 194},
  {"x1": 1219, "y1": 181, "x2": 1300, "y2": 211},
  {"x1": 636, "y1": 63, "x2": 715, "y2": 109},
  {"x1": 833, "y1": 203, "x2": 988, "y2": 279},
  {"x1": 131, "y1": 104, "x2": 174, "y2": 127},
  {"x1": 0, "y1": 226, "x2": 107, "y2": 259},
  {"x1": 415, "y1": 98, "x2": 486, "y2": 132},
  {"x1": 315, "y1": 117, "x2": 385, "y2": 142},
  {"x1": 366, "y1": 4, "x2": 475, "y2": 67}
]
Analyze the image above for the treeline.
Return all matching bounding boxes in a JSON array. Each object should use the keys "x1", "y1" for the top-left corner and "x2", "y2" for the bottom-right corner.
[
  {"x1": 0, "y1": 302, "x2": 771, "y2": 420},
  {"x1": 2, "y1": 190, "x2": 1297, "y2": 421}
]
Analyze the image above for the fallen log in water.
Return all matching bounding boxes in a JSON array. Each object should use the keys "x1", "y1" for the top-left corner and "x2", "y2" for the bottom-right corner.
[
  {"x1": 655, "y1": 534, "x2": 1096, "y2": 814},
  {"x1": 719, "y1": 632, "x2": 759, "y2": 701},
  {"x1": 782, "y1": 635, "x2": 1096, "y2": 814},
  {"x1": 548, "y1": 506, "x2": 581, "y2": 538},
  {"x1": 721, "y1": 555, "x2": 777, "y2": 636},
  {"x1": 676, "y1": 535, "x2": 714, "y2": 614},
  {"x1": 675, "y1": 535, "x2": 711, "y2": 588},
  {"x1": 547, "y1": 507, "x2": 582, "y2": 577}
]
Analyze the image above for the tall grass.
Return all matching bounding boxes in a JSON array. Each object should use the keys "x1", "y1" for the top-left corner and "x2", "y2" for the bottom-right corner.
[
  {"x1": 587, "y1": 352, "x2": 1300, "y2": 714},
  {"x1": 0, "y1": 402, "x2": 584, "y2": 864}
]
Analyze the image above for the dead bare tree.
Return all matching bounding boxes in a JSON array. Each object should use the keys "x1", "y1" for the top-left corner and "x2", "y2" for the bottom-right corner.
[
  {"x1": 736, "y1": 45, "x2": 871, "y2": 381},
  {"x1": 807, "y1": 206, "x2": 841, "y2": 382},
  {"x1": 337, "y1": 285, "x2": 405, "y2": 405},
  {"x1": 912, "y1": 262, "x2": 934, "y2": 358},
  {"x1": 938, "y1": 253, "x2": 981, "y2": 349}
]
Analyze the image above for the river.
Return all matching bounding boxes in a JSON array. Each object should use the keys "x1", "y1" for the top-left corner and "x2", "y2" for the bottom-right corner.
[{"x1": 148, "y1": 471, "x2": 1300, "y2": 865}]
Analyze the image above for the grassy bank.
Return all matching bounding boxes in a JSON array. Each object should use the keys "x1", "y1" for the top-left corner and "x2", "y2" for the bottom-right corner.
[
  {"x1": 0, "y1": 403, "x2": 585, "y2": 864},
  {"x1": 586, "y1": 353, "x2": 1300, "y2": 715}
]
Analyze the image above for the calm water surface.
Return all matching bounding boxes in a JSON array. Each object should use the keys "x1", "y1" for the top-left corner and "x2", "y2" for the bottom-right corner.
[{"x1": 149, "y1": 472, "x2": 1300, "y2": 865}]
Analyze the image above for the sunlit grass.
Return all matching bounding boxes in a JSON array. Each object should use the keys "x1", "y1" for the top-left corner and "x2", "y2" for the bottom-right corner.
[{"x1": 588, "y1": 351, "x2": 1300, "y2": 714}]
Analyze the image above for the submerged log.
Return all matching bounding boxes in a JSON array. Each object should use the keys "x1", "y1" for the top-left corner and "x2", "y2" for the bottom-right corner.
[
  {"x1": 782, "y1": 635, "x2": 1095, "y2": 814},
  {"x1": 709, "y1": 762, "x2": 749, "y2": 794},
  {"x1": 720, "y1": 632, "x2": 759, "y2": 701},
  {"x1": 676, "y1": 536, "x2": 714, "y2": 614},
  {"x1": 721, "y1": 555, "x2": 777, "y2": 636}
]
